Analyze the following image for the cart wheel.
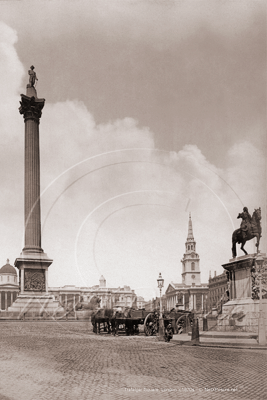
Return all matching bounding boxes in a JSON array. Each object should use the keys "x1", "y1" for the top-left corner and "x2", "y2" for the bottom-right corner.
[{"x1": 144, "y1": 313, "x2": 157, "y2": 336}]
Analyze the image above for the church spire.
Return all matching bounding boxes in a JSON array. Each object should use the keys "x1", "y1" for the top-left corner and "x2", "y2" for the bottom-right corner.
[
  {"x1": 181, "y1": 213, "x2": 200, "y2": 287},
  {"x1": 185, "y1": 213, "x2": 196, "y2": 253},
  {"x1": 187, "y1": 212, "x2": 194, "y2": 241}
]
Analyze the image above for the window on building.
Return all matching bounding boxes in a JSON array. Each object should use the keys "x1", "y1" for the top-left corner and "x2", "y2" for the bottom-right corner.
[
  {"x1": 191, "y1": 262, "x2": 195, "y2": 271},
  {"x1": 191, "y1": 245, "x2": 193, "y2": 249},
  {"x1": 7, "y1": 276, "x2": 9, "y2": 282},
  {"x1": 188, "y1": 245, "x2": 190, "y2": 250}
]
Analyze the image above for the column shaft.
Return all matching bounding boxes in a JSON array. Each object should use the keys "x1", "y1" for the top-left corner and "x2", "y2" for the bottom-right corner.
[{"x1": 24, "y1": 118, "x2": 42, "y2": 252}]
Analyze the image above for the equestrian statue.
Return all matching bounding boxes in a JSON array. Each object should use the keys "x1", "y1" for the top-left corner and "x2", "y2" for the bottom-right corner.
[{"x1": 232, "y1": 207, "x2": 262, "y2": 258}]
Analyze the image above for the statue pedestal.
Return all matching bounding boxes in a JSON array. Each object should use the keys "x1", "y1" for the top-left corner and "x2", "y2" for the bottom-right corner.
[
  {"x1": 217, "y1": 298, "x2": 267, "y2": 333},
  {"x1": 217, "y1": 254, "x2": 267, "y2": 333},
  {"x1": 7, "y1": 252, "x2": 62, "y2": 318},
  {"x1": 26, "y1": 84, "x2": 37, "y2": 98}
]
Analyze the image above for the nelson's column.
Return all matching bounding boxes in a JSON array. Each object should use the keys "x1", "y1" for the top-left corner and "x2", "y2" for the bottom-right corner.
[{"x1": 9, "y1": 66, "x2": 59, "y2": 316}]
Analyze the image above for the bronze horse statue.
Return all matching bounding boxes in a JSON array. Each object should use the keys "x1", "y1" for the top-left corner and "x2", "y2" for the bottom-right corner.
[
  {"x1": 232, "y1": 207, "x2": 262, "y2": 258},
  {"x1": 75, "y1": 294, "x2": 101, "y2": 311},
  {"x1": 55, "y1": 294, "x2": 101, "y2": 320}
]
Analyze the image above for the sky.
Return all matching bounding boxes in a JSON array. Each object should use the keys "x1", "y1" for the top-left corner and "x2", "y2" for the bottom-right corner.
[{"x1": 0, "y1": 0, "x2": 266, "y2": 300}]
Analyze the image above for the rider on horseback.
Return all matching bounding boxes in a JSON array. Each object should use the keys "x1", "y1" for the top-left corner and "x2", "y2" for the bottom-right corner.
[
  {"x1": 232, "y1": 206, "x2": 261, "y2": 258},
  {"x1": 239, "y1": 207, "x2": 252, "y2": 240}
]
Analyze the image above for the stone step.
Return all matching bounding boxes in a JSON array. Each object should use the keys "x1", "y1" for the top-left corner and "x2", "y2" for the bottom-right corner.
[
  {"x1": 200, "y1": 337, "x2": 258, "y2": 345},
  {"x1": 199, "y1": 331, "x2": 258, "y2": 339}
]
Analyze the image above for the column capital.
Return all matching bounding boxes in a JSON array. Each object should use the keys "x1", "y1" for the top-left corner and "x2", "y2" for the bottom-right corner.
[{"x1": 19, "y1": 94, "x2": 45, "y2": 123}]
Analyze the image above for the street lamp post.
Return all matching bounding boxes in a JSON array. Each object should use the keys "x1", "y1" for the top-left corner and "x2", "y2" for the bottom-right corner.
[
  {"x1": 255, "y1": 254, "x2": 266, "y2": 345},
  {"x1": 157, "y1": 272, "x2": 164, "y2": 341}
]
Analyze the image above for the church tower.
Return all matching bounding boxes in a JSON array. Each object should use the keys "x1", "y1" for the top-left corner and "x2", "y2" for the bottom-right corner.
[{"x1": 181, "y1": 213, "x2": 201, "y2": 286}]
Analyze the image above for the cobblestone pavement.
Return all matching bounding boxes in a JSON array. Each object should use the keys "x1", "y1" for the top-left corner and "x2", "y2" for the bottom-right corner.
[{"x1": 0, "y1": 321, "x2": 266, "y2": 400}]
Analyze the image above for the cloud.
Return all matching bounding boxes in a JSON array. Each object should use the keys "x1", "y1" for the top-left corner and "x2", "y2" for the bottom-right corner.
[
  {"x1": 1, "y1": 1, "x2": 264, "y2": 46},
  {"x1": 226, "y1": 140, "x2": 265, "y2": 203},
  {"x1": 0, "y1": 22, "x2": 24, "y2": 140}
]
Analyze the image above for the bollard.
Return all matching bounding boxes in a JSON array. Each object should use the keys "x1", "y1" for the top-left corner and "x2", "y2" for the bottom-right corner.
[
  {"x1": 191, "y1": 317, "x2": 199, "y2": 343},
  {"x1": 203, "y1": 317, "x2": 208, "y2": 331}
]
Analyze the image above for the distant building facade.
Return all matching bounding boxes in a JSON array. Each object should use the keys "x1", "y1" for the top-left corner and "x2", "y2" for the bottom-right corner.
[
  {"x1": 136, "y1": 296, "x2": 145, "y2": 309},
  {"x1": 0, "y1": 260, "x2": 19, "y2": 310},
  {"x1": 207, "y1": 270, "x2": 229, "y2": 311},
  {"x1": 49, "y1": 275, "x2": 137, "y2": 309},
  {"x1": 165, "y1": 214, "x2": 209, "y2": 312},
  {"x1": 144, "y1": 295, "x2": 167, "y2": 312},
  {"x1": 0, "y1": 263, "x2": 136, "y2": 311}
]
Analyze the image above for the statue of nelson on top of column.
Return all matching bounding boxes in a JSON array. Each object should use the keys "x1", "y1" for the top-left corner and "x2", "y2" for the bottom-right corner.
[{"x1": 28, "y1": 65, "x2": 38, "y2": 87}]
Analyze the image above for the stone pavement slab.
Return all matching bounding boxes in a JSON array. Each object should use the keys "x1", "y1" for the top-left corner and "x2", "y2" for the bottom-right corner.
[{"x1": 0, "y1": 321, "x2": 266, "y2": 400}]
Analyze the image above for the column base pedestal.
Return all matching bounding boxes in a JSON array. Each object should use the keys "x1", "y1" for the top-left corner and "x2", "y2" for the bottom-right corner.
[
  {"x1": 15, "y1": 251, "x2": 53, "y2": 294},
  {"x1": 7, "y1": 294, "x2": 63, "y2": 319},
  {"x1": 11, "y1": 251, "x2": 58, "y2": 318}
]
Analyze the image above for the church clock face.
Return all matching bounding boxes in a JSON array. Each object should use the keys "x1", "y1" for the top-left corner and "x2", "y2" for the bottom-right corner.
[{"x1": 191, "y1": 275, "x2": 195, "y2": 279}]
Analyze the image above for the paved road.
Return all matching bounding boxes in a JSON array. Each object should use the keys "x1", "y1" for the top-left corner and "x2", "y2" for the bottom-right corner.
[{"x1": 0, "y1": 321, "x2": 266, "y2": 400}]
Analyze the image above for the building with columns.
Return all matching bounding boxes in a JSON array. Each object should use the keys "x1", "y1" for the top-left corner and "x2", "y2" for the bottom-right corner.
[
  {"x1": 165, "y1": 214, "x2": 209, "y2": 312},
  {"x1": 0, "y1": 260, "x2": 19, "y2": 310},
  {"x1": 49, "y1": 275, "x2": 137, "y2": 309}
]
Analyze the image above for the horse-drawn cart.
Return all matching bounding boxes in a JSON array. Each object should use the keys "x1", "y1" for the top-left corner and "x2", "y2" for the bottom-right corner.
[
  {"x1": 91, "y1": 307, "x2": 194, "y2": 339},
  {"x1": 91, "y1": 308, "x2": 149, "y2": 335}
]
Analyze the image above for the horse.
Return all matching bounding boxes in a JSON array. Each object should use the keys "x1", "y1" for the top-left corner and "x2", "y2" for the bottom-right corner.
[
  {"x1": 232, "y1": 208, "x2": 262, "y2": 258},
  {"x1": 91, "y1": 308, "x2": 114, "y2": 334},
  {"x1": 91, "y1": 307, "x2": 135, "y2": 336},
  {"x1": 110, "y1": 308, "x2": 134, "y2": 336}
]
